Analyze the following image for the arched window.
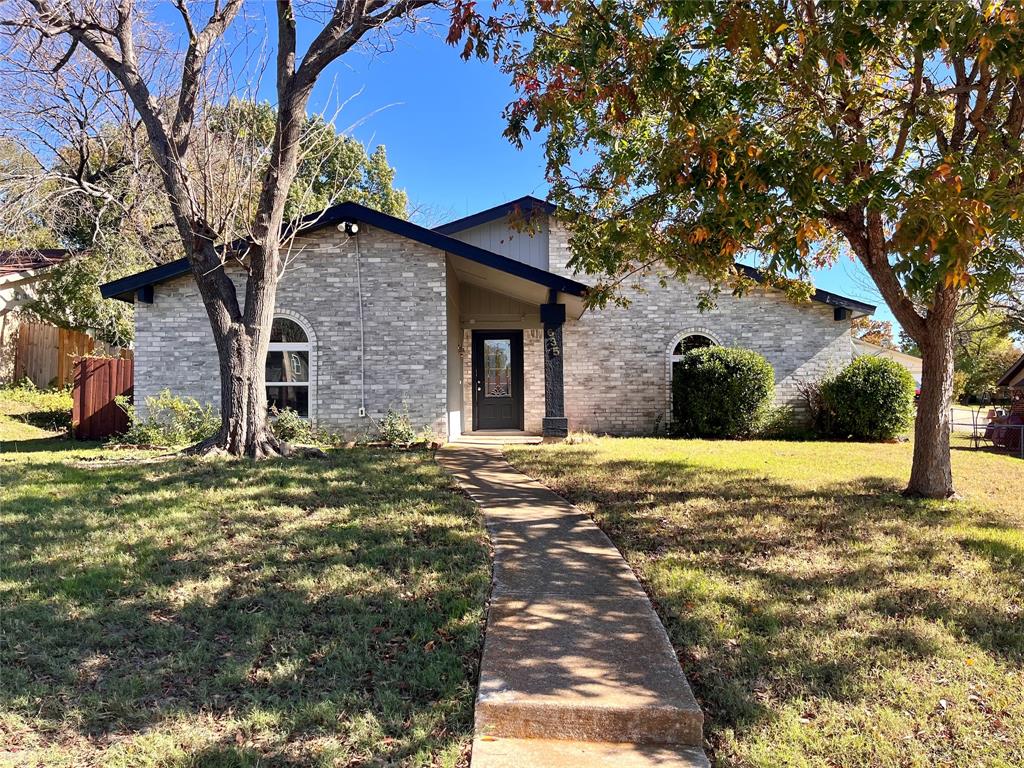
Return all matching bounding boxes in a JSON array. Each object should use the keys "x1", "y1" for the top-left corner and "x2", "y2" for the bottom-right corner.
[
  {"x1": 266, "y1": 316, "x2": 312, "y2": 418},
  {"x1": 671, "y1": 334, "x2": 716, "y2": 360},
  {"x1": 666, "y1": 330, "x2": 719, "y2": 427}
]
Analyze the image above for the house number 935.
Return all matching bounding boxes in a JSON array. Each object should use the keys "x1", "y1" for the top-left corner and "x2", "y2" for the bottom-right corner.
[{"x1": 545, "y1": 328, "x2": 561, "y2": 357}]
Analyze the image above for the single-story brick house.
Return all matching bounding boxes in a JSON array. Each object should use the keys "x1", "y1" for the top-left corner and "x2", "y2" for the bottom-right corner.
[{"x1": 101, "y1": 196, "x2": 875, "y2": 439}]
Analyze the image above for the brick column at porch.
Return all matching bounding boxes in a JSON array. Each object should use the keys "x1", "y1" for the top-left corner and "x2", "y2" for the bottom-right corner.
[{"x1": 540, "y1": 296, "x2": 568, "y2": 437}]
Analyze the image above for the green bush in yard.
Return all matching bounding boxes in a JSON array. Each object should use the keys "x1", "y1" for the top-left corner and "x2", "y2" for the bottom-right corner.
[
  {"x1": 821, "y1": 357, "x2": 915, "y2": 440},
  {"x1": 374, "y1": 407, "x2": 417, "y2": 446},
  {"x1": 269, "y1": 406, "x2": 313, "y2": 443},
  {"x1": 672, "y1": 346, "x2": 774, "y2": 437},
  {"x1": 117, "y1": 389, "x2": 219, "y2": 447}
]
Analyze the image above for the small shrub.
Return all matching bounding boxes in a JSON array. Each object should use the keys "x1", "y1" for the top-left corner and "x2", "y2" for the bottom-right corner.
[
  {"x1": 118, "y1": 389, "x2": 219, "y2": 447},
  {"x1": 375, "y1": 408, "x2": 416, "y2": 446},
  {"x1": 756, "y1": 404, "x2": 812, "y2": 439},
  {"x1": 820, "y1": 357, "x2": 915, "y2": 440},
  {"x1": 797, "y1": 377, "x2": 837, "y2": 436},
  {"x1": 270, "y1": 407, "x2": 313, "y2": 443},
  {"x1": 672, "y1": 346, "x2": 775, "y2": 438}
]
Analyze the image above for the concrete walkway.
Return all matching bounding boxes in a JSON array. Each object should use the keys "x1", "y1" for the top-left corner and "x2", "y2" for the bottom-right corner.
[{"x1": 437, "y1": 445, "x2": 709, "y2": 767}]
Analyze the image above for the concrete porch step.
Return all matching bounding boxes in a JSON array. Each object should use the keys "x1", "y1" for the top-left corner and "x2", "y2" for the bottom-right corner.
[
  {"x1": 472, "y1": 737, "x2": 711, "y2": 768},
  {"x1": 451, "y1": 431, "x2": 545, "y2": 446},
  {"x1": 475, "y1": 595, "x2": 704, "y2": 745}
]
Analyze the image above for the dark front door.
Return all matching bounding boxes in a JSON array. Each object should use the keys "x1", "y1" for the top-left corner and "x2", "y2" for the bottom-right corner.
[{"x1": 472, "y1": 330, "x2": 524, "y2": 431}]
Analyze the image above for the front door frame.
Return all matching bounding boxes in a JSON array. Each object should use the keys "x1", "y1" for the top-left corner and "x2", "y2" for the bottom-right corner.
[{"x1": 471, "y1": 329, "x2": 525, "y2": 431}]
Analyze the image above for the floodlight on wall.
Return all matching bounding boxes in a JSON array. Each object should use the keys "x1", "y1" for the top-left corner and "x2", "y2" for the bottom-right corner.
[{"x1": 337, "y1": 221, "x2": 360, "y2": 235}]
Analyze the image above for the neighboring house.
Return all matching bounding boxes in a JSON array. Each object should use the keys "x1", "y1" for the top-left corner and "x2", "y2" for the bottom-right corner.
[
  {"x1": 101, "y1": 196, "x2": 875, "y2": 439},
  {"x1": 0, "y1": 249, "x2": 71, "y2": 383},
  {"x1": 853, "y1": 338, "x2": 923, "y2": 390},
  {"x1": 998, "y1": 353, "x2": 1024, "y2": 390},
  {"x1": 1, "y1": 249, "x2": 70, "y2": 319}
]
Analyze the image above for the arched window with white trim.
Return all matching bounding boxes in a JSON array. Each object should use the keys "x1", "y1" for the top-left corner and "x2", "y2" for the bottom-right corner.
[
  {"x1": 266, "y1": 315, "x2": 314, "y2": 419},
  {"x1": 666, "y1": 329, "x2": 720, "y2": 425},
  {"x1": 671, "y1": 333, "x2": 716, "y2": 361}
]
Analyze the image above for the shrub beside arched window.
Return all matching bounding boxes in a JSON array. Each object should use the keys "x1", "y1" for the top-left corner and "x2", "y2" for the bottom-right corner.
[
  {"x1": 266, "y1": 317, "x2": 311, "y2": 418},
  {"x1": 672, "y1": 346, "x2": 774, "y2": 437}
]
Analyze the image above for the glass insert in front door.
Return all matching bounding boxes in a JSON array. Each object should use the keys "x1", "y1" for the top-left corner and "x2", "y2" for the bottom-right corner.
[{"x1": 484, "y1": 339, "x2": 512, "y2": 398}]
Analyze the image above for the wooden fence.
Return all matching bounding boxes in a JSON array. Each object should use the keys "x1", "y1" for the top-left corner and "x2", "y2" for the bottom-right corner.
[
  {"x1": 13, "y1": 321, "x2": 131, "y2": 389},
  {"x1": 72, "y1": 356, "x2": 134, "y2": 440}
]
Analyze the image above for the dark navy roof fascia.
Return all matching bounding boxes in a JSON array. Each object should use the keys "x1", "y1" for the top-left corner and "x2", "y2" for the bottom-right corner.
[
  {"x1": 101, "y1": 198, "x2": 874, "y2": 315},
  {"x1": 997, "y1": 353, "x2": 1024, "y2": 387},
  {"x1": 434, "y1": 197, "x2": 874, "y2": 315},
  {"x1": 433, "y1": 195, "x2": 556, "y2": 235},
  {"x1": 100, "y1": 258, "x2": 190, "y2": 301},
  {"x1": 100, "y1": 200, "x2": 588, "y2": 302},
  {"x1": 734, "y1": 263, "x2": 875, "y2": 315}
]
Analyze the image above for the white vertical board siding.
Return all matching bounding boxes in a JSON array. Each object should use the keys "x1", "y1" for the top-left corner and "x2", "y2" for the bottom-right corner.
[{"x1": 448, "y1": 219, "x2": 550, "y2": 270}]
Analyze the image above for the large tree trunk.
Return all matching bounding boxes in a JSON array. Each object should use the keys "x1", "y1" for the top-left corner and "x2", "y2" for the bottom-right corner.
[
  {"x1": 839, "y1": 210, "x2": 960, "y2": 498},
  {"x1": 213, "y1": 321, "x2": 281, "y2": 459},
  {"x1": 906, "y1": 318, "x2": 957, "y2": 498},
  {"x1": 185, "y1": 238, "x2": 285, "y2": 459}
]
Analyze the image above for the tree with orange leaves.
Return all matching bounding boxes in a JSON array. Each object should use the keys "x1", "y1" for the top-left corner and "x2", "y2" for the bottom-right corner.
[{"x1": 455, "y1": 0, "x2": 1024, "y2": 497}]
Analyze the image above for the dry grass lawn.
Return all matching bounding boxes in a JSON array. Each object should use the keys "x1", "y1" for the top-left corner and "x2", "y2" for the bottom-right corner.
[{"x1": 1, "y1": 393, "x2": 488, "y2": 767}]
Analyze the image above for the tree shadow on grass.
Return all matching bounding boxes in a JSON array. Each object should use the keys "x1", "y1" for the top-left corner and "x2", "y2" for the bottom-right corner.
[
  {"x1": 508, "y1": 446, "x2": 1024, "y2": 762},
  {"x1": 0, "y1": 449, "x2": 489, "y2": 765}
]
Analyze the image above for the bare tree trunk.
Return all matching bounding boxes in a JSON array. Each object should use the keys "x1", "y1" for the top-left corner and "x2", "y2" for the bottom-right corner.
[
  {"x1": 907, "y1": 317, "x2": 956, "y2": 498},
  {"x1": 182, "y1": 237, "x2": 284, "y2": 459},
  {"x1": 6, "y1": 0, "x2": 439, "y2": 457}
]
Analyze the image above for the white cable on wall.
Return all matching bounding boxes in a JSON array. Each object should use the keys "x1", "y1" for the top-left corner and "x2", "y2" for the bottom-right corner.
[{"x1": 353, "y1": 230, "x2": 367, "y2": 417}]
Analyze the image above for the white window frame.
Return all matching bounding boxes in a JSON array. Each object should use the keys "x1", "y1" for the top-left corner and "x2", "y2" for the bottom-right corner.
[
  {"x1": 267, "y1": 310, "x2": 317, "y2": 422},
  {"x1": 666, "y1": 328, "x2": 721, "y2": 428}
]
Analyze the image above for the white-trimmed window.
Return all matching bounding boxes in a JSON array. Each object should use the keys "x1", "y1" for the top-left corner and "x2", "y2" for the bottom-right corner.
[
  {"x1": 266, "y1": 316, "x2": 311, "y2": 418},
  {"x1": 670, "y1": 333, "x2": 716, "y2": 363},
  {"x1": 666, "y1": 330, "x2": 720, "y2": 426}
]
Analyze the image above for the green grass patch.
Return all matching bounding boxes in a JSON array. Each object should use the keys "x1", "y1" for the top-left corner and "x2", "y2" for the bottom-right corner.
[
  {"x1": 506, "y1": 437, "x2": 1024, "y2": 768},
  {"x1": 0, "y1": 435, "x2": 488, "y2": 767},
  {"x1": 0, "y1": 385, "x2": 72, "y2": 438}
]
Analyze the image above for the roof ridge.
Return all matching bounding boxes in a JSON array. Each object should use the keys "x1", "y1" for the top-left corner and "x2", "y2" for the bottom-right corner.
[{"x1": 433, "y1": 195, "x2": 555, "y2": 235}]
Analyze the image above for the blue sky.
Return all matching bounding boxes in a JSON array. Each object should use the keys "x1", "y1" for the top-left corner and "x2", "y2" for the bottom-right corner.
[{"x1": 163, "y1": 6, "x2": 895, "y2": 331}]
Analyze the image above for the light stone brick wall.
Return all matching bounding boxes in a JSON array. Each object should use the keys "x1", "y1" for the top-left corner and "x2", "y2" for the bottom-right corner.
[
  {"x1": 134, "y1": 225, "x2": 448, "y2": 438},
  {"x1": 547, "y1": 220, "x2": 855, "y2": 434},
  {"x1": 523, "y1": 329, "x2": 545, "y2": 433}
]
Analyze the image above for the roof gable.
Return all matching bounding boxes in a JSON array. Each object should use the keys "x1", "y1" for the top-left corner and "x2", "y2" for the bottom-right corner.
[
  {"x1": 100, "y1": 201, "x2": 588, "y2": 302},
  {"x1": 998, "y1": 353, "x2": 1024, "y2": 387},
  {"x1": 102, "y1": 195, "x2": 876, "y2": 317},
  {"x1": 433, "y1": 195, "x2": 555, "y2": 236},
  {"x1": 435, "y1": 197, "x2": 875, "y2": 316}
]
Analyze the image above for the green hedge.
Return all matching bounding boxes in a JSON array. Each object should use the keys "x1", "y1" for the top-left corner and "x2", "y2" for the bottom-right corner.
[
  {"x1": 821, "y1": 356, "x2": 915, "y2": 440},
  {"x1": 672, "y1": 346, "x2": 775, "y2": 437}
]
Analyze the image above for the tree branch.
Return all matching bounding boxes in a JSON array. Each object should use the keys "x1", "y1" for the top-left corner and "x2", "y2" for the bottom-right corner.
[
  {"x1": 891, "y1": 48, "x2": 922, "y2": 162},
  {"x1": 170, "y1": 0, "x2": 244, "y2": 152}
]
